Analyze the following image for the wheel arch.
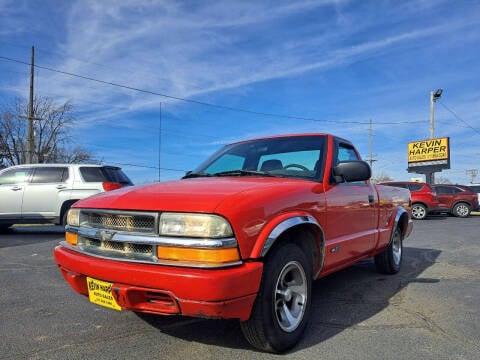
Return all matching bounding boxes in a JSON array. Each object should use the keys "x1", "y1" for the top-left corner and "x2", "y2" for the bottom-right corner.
[
  {"x1": 255, "y1": 216, "x2": 325, "y2": 278},
  {"x1": 392, "y1": 207, "x2": 410, "y2": 241},
  {"x1": 59, "y1": 199, "x2": 79, "y2": 225},
  {"x1": 452, "y1": 201, "x2": 471, "y2": 209},
  {"x1": 412, "y1": 201, "x2": 428, "y2": 209}
]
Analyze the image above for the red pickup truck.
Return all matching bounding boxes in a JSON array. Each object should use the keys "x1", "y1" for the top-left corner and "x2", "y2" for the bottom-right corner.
[{"x1": 54, "y1": 133, "x2": 412, "y2": 353}]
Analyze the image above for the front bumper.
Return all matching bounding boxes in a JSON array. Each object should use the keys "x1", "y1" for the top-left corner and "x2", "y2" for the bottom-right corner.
[{"x1": 54, "y1": 246, "x2": 263, "y2": 321}]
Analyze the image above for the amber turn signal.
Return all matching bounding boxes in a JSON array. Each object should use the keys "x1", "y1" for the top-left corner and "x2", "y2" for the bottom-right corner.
[
  {"x1": 157, "y1": 246, "x2": 240, "y2": 265},
  {"x1": 65, "y1": 232, "x2": 78, "y2": 246}
]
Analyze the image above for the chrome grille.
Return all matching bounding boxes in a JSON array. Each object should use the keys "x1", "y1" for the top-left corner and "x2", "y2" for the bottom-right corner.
[
  {"x1": 81, "y1": 210, "x2": 156, "y2": 233},
  {"x1": 79, "y1": 236, "x2": 154, "y2": 261},
  {"x1": 75, "y1": 210, "x2": 158, "y2": 262}
]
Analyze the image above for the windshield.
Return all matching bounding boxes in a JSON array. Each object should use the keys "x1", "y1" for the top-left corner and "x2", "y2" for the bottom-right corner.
[{"x1": 191, "y1": 135, "x2": 326, "y2": 181}]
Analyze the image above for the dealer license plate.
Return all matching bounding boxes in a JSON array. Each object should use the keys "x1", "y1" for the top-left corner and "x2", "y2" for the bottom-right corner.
[{"x1": 86, "y1": 277, "x2": 122, "y2": 311}]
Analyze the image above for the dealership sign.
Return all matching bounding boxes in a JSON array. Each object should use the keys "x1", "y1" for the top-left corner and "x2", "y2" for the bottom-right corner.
[{"x1": 407, "y1": 137, "x2": 450, "y2": 172}]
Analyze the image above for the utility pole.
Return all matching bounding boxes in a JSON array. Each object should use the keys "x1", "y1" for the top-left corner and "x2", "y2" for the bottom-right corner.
[
  {"x1": 158, "y1": 102, "x2": 162, "y2": 182},
  {"x1": 426, "y1": 89, "x2": 443, "y2": 184},
  {"x1": 26, "y1": 46, "x2": 35, "y2": 164},
  {"x1": 369, "y1": 119, "x2": 374, "y2": 168},
  {"x1": 368, "y1": 119, "x2": 376, "y2": 173}
]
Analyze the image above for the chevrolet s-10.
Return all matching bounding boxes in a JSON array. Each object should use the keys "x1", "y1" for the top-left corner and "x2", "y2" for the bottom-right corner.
[{"x1": 54, "y1": 133, "x2": 412, "y2": 352}]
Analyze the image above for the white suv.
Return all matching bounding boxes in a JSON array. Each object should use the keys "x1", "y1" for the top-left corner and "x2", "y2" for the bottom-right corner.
[{"x1": 0, "y1": 164, "x2": 133, "y2": 231}]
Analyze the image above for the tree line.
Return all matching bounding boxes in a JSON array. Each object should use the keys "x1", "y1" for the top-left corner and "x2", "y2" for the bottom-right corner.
[{"x1": 0, "y1": 96, "x2": 94, "y2": 168}]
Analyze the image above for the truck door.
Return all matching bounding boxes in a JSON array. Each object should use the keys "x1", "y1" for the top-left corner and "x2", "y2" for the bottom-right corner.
[{"x1": 323, "y1": 141, "x2": 377, "y2": 270}]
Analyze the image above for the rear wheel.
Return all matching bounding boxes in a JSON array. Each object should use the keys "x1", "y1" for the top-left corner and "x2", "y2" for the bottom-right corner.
[
  {"x1": 375, "y1": 227, "x2": 403, "y2": 274},
  {"x1": 411, "y1": 203, "x2": 427, "y2": 220},
  {"x1": 240, "y1": 242, "x2": 312, "y2": 353},
  {"x1": 452, "y1": 202, "x2": 470, "y2": 218}
]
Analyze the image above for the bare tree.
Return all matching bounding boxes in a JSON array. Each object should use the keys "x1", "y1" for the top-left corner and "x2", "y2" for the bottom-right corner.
[
  {"x1": 0, "y1": 96, "x2": 94, "y2": 167},
  {"x1": 372, "y1": 172, "x2": 394, "y2": 183},
  {"x1": 435, "y1": 176, "x2": 452, "y2": 184}
]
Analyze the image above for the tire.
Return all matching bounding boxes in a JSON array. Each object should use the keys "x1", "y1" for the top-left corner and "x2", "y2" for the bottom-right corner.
[
  {"x1": 375, "y1": 227, "x2": 403, "y2": 274},
  {"x1": 240, "y1": 242, "x2": 312, "y2": 353},
  {"x1": 452, "y1": 202, "x2": 471, "y2": 218},
  {"x1": 411, "y1": 203, "x2": 427, "y2": 220}
]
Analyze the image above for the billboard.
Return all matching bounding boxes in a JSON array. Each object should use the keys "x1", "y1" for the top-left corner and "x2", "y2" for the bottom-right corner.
[{"x1": 407, "y1": 137, "x2": 450, "y2": 172}]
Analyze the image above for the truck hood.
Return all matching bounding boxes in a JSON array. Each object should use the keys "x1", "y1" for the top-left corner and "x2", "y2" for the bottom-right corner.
[{"x1": 75, "y1": 177, "x2": 314, "y2": 213}]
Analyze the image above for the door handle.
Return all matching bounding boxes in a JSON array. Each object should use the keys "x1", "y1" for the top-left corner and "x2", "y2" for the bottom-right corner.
[
  {"x1": 56, "y1": 185, "x2": 67, "y2": 189},
  {"x1": 11, "y1": 186, "x2": 22, "y2": 191},
  {"x1": 368, "y1": 194, "x2": 375, "y2": 204}
]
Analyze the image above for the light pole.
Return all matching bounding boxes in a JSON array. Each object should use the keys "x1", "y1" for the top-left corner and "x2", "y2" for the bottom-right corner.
[
  {"x1": 426, "y1": 88, "x2": 442, "y2": 184},
  {"x1": 430, "y1": 88, "x2": 442, "y2": 139}
]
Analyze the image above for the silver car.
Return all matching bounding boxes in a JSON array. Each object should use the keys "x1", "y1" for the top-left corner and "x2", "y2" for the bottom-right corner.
[{"x1": 0, "y1": 164, "x2": 132, "y2": 231}]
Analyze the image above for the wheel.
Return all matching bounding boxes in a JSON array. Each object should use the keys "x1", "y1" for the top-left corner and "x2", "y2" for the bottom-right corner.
[
  {"x1": 240, "y1": 242, "x2": 312, "y2": 353},
  {"x1": 375, "y1": 227, "x2": 403, "y2": 274},
  {"x1": 283, "y1": 164, "x2": 309, "y2": 171},
  {"x1": 411, "y1": 203, "x2": 427, "y2": 220},
  {"x1": 452, "y1": 202, "x2": 471, "y2": 218}
]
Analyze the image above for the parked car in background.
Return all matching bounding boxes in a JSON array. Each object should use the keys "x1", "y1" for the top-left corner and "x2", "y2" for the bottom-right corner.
[
  {"x1": 431, "y1": 184, "x2": 479, "y2": 217},
  {"x1": 379, "y1": 181, "x2": 443, "y2": 220},
  {"x1": 466, "y1": 184, "x2": 480, "y2": 210},
  {"x1": 0, "y1": 164, "x2": 133, "y2": 231}
]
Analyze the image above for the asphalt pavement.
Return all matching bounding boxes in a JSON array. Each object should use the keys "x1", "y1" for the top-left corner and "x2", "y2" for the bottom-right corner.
[{"x1": 0, "y1": 216, "x2": 479, "y2": 360}]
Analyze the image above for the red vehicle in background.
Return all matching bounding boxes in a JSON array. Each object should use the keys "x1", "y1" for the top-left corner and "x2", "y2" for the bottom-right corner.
[
  {"x1": 380, "y1": 181, "x2": 443, "y2": 220},
  {"x1": 431, "y1": 184, "x2": 479, "y2": 217}
]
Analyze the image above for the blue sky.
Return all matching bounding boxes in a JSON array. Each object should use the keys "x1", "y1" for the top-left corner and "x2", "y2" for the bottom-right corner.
[{"x1": 1, "y1": 0, "x2": 479, "y2": 184}]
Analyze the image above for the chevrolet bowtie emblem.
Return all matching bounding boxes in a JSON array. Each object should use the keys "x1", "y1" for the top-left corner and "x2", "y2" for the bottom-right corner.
[{"x1": 99, "y1": 229, "x2": 115, "y2": 241}]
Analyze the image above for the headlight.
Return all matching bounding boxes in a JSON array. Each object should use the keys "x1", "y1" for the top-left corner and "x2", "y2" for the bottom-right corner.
[
  {"x1": 159, "y1": 213, "x2": 233, "y2": 238},
  {"x1": 66, "y1": 208, "x2": 80, "y2": 227}
]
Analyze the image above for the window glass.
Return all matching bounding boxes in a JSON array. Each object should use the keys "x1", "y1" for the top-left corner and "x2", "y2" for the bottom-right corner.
[
  {"x1": 435, "y1": 186, "x2": 455, "y2": 194},
  {"x1": 259, "y1": 150, "x2": 320, "y2": 173},
  {"x1": 334, "y1": 143, "x2": 363, "y2": 184},
  {"x1": 384, "y1": 183, "x2": 408, "y2": 189},
  {"x1": 0, "y1": 169, "x2": 32, "y2": 185},
  {"x1": 204, "y1": 154, "x2": 245, "y2": 174},
  {"x1": 194, "y1": 135, "x2": 325, "y2": 180},
  {"x1": 80, "y1": 167, "x2": 105, "y2": 182},
  {"x1": 31, "y1": 167, "x2": 68, "y2": 183},
  {"x1": 337, "y1": 146, "x2": 359, "y2": 162},
  {"x1": 102, "y1": 167, "x2": 133, "y2": 185},
  {"x1": 80, "y1": 167, "x2": 132, "y2": 185},
  {"x1": 409, "y1": 184, "x2": 423, "y2": 191}
]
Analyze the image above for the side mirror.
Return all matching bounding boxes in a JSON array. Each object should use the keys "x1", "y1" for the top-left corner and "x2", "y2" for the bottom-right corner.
[{"x1": 333, "y1": 161, "x2": 371, "y2": 183}]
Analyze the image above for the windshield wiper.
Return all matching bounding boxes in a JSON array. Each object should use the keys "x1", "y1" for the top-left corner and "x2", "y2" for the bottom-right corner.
[
  {"x1": 213, "y1": 170, "x2": 277, "y2": 177},
  {"x1": 182, "y1": 172, "x2": 213, "y2": 179}
]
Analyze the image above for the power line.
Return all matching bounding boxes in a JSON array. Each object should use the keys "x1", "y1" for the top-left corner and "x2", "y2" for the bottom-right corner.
[
  {"x1": 107, "y1": 161, "x2": 186, "y2": 172},
  {"x1": 0, "y1": 55, "x2": 425, "y2": 126},
  {"x1": 438, "y1": 100, "x2": 480, "y2": 136}
]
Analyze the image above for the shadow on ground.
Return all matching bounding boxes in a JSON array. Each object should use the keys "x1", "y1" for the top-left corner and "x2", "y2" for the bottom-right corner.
[
  {"x1": 135, "y1": 246, "x2": 441, "y2": 353},
  {"x1": 0, "y1": 225, "x2": 64, "y2": 248}
]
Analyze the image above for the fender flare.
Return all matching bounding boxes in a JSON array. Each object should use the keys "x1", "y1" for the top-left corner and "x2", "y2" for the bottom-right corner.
[
  {"x1": 257, "y1": 215, "x2": 325, "y2": 276},
  {"x1": 391, "y1": 207, "x2": 411, "y2": 242}
]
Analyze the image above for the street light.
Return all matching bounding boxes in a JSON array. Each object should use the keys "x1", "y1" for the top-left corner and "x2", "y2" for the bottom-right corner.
[
  {"x1": 427, "y1": 88, "x2": 443, "y2": 185},
  {"x1": 430, "y1": 88, "x2": 443, "y2": 138}
]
